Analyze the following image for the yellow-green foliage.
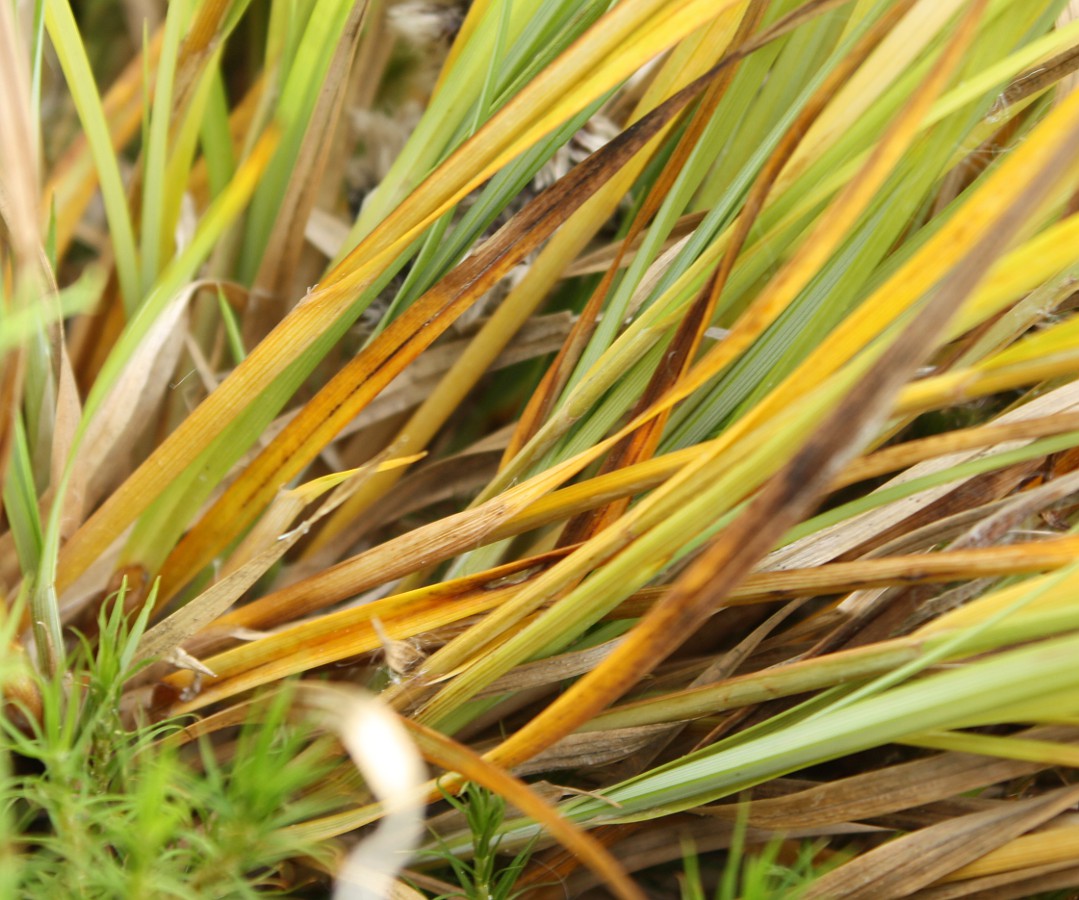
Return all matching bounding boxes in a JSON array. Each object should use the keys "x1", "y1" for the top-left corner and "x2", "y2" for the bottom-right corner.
[{"x1": 6, "y1": 0, "x2": 1079, "y2": 896}]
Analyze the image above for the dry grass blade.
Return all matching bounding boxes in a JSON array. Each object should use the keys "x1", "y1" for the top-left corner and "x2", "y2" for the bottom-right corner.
[
  {"x1": 801, "y1": 784, "x2": 1079, "y2": 899},
  {"x1": 768, "y1": 383, "x2": 1079, "y2": 573},
  {"x1": 133, "y1": 458, "x2": 416, "y2": 668},
  {"x1": 0, "y1": 2, "x2": 40, "y2": 268},
  {"x1": 695, "y1": 726, "x2": 1079, "y2": 831},
  {"x1": 160, "y1": 548, "x2": 571, "y2": 707},
  {"x1": 728, "y1": 536, "x2": 1079, "y2": 603},
  {"x1": 912, "y1": 862, "x2": 1079, "y2": 900},
  {"x1": 938, "y1": 826, "x2": 1079, "y2": 885},
  {"x1": 75, "y1": 281, "x2": 197, "y2": 509},
  {"x1": 249, "y1": 0, "x2": 370, "y2": 332}
]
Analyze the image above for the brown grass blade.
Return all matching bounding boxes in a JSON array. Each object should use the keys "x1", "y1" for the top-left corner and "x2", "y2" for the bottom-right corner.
[
  {"x1": 801, "y1": 784, "x2": 1079, "y2": 899},
  {"x1": 913, "y1": 862, "x2": 1079, "y2": 899},
  {"x1": 248, "y1": 0, "x2": 370, "y2": 338},
  {"x1": 695, "y1": 726, "x2": 1079, "y2": 831},
  {"x1": 133, "y1": 459, "x2": 414, "y2": 669},
  {"x1": 712, "y1": 537, "x2": 1079, "y2": 605},
  {"x1": 74, "y1": 281, "x2": 197, "y2": 509}
]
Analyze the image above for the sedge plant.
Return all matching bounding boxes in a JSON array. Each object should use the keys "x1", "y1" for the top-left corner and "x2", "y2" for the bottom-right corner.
[{"x1": 10, "y1": 0, "x2": 1079, "y2": 896}]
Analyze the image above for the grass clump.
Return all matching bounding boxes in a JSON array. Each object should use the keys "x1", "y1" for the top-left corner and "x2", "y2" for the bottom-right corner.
[{"x1": 8, "y1": 0, "x2": 1079, "y2": 896}]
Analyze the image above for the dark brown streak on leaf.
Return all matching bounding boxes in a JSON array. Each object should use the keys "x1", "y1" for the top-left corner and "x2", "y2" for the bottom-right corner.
[{"x1": 998, "y1": 40, "x2": 1079, "y2": 114}]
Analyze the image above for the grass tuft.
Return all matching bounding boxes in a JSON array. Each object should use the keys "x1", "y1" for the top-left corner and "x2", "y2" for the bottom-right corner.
[{"x1": 8, "y1": 0, "x2": 1079, "y2": 895}]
